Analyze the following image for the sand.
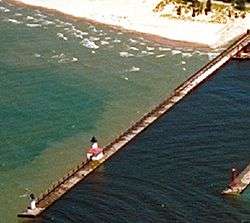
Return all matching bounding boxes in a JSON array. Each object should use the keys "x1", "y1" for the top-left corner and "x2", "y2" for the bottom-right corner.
[{"x1": 10, "y1": 0, "x2": 250, "y2": 48}]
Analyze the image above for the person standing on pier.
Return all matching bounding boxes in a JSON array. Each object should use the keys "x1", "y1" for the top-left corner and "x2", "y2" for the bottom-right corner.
[
  {"x1": 230, "y1": 168, "x2": 238, "y2": 186},
  {"x1": 86, "y1": 136, "x2": 104, "y2": 160},
  {"x1": 91, "y1": 136, "x2": 98, "y2": 149},
  {"x1": 28, "y1": 193, "x2": 36, "y2": 210}
]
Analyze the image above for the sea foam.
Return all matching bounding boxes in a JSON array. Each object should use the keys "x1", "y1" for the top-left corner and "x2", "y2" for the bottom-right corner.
[
  {"x1": 0, "y1": 6, "x2": 10, "y2": 12},
  {"x1": 7, "y1": 18, "x2": 22, "y2": 24},
  {"x1": 57, "y1": 33, "x2": 68, "y2": 41},
  {"x1": 129, "y1": 66, "x2": 140, "y2": 72},
  {"x1": 119, "y1": 52, "x2": 134, "y2": 57},
  {"x1": 26, "y1": 23, "x2": 41, "y2": 27},
  {"x1": 80, "y1": 38, "x2": 99, "y2": 49},
  {"x1": 171, "y1": 50, "x2": 182, "y2": 55},
  {"x1": 156, "y1": 54, "x2": 165, "y2": 58},
  {"x1": 159, "y1": 47, "x2": 171, "y2": 51}
]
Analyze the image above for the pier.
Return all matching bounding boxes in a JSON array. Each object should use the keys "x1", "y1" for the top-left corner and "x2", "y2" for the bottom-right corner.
[
  {"x1": 233, "y1": 41, "x2": 250, "y2": 59},
  {"x1": 18, "y1": 31, "x2": 250, "y2": 218},
  {"x1": 222, "y1": 163, "x2": 250, "y2": 195}
]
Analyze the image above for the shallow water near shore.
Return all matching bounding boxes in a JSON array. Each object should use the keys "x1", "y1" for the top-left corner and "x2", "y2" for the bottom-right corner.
[
  {"x1": 36, "y1": 60, "x2": 250, "y2": 223},
  {"x1": 0, "y1": 1, "x2": 210, "y2": 222}
]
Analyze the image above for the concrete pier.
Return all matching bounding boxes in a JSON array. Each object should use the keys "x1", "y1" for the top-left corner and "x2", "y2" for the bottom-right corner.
[
  {"x1": 222, "y1": 163, "x2": 250, "y2": 195},
  {"x1": 18, "y1": 31, "x2": 250, "y2": 218},
  {"x1": 233, "y1": 42, "x2": 250, "y2": 59}
]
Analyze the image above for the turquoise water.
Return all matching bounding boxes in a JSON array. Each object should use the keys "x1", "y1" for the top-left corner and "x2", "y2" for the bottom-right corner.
[
  {"x1": 0, "y1": 1, "x2": 210, "y2": 222},
  {"x1": 39, "y1": 60, "x2": 250, "y2": 222}
]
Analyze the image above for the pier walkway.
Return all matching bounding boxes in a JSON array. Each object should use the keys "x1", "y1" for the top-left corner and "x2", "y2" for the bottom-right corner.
[
  {"x1": 222, "y1": 163, "x2": 250, "y2": 195},
  {"x1": 18, "y1": 31, "x2": 250, "y2": 218}
]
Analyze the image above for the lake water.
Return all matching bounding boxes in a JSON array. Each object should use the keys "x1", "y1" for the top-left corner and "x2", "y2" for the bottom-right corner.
[
  {"x1": 36, "y1": 59, "x2": 250, "y2": 223},
  {"x1": 0, "y1": 1, "x2": 210, "y2": 222}
]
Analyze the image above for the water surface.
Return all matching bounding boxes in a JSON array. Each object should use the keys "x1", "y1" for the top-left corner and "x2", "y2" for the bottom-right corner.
[
  {"x1": 38, "y1": 60, "x2": 250, "y2": 223},
  {"x1": 0, "y1": 1, "x2": 209, "y2": 222}
]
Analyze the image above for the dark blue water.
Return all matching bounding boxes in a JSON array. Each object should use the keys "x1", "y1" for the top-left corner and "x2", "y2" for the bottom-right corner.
[{"x1": 31, "y1": 60, "x2": 250, "y2": 222}]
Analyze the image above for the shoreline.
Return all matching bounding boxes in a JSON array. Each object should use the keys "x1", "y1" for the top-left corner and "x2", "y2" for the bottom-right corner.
[
  {"x1": 7, "y1": 0, "x2": 211, "y2": 51},
  {"x1": 7, "y1": 0, "x2": 249, "y2": 50}
]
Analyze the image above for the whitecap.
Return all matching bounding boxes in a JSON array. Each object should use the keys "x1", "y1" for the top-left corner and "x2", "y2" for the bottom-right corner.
[
  {"x1": 34, "y1": 53, "x2": 41, "y2": 58},
  {"x1": 156, "y1": 54, "x2": 165, "y2": 58},
  {"x1": 92, "y1": 51, "x2": 95, "y2": 54},
  {"x1": 89, "y1": 36, "x2": 100, "y2": 41},
  {"x1": 88, "y1": 25, "x2": 98, "y2": 32},
  {"x1": 100, "y1": 41, "x2": 109, "y2": 45},
  {"x1": 36, "y1": 13, "x2": 47, "y2": 18},
  {"x1": 195, "y1": 50, "x2": 203, "y2": 55},
  {"x1": 129, "y1": 66, "x2": 140, "y2": 72},
  {"x1": 73, "y1": 33, "x2": 83, "y2": 39},
  {"x1": 81, "y1": 32, "x2": 88, "y2": 36},
  {"x1": 7, "y1": 18, "x2": 22, "y2": 24},
  {"x1": 64, "y1": 22, "x2": 73, "y2": 26},
  {"x1": 181, "y1": 61, "x2": 186, "y2": 65},
  {"x1": 140, "y1": 42, "x2": 146, "y2": 46},
  {"x1": 129, "y1": 46, "x2": 139, "y2": 51},
  {"x1": 14, "y1": 13, "x2": 22, "y2": 17},
  {"x1": 119, "y1": 52, "x2": 134, "y2": 58},
  {"x1": 208, "y1": 52, "x2": 219, "y2": 60},
  {"x1": 55, "y1": 19, "x2": 63, "y2": 23},
  {"x1": 26, "y1": 23, "x2": 41, "y2": 27},
  {"x1": 26, "y1": 16, "x2": 34, "y2": 20},
  {"x1": 129, "y1": 38, "x2": 137, "y2": 43},
  {"x1": 105, "y1": 37, "x2": 111, "y2": 40},
  {"x1": 182, "y1": 52, "x2": 192, "y2": 57},
  {"x1": 117, "y1": 32, "x2": 123, "y2": 35},
  {"x1": 171, "y1": 50, "x2": 181, "y2": 55},
  {"x1": 140, "y1": 51, "x2": 154, "y2": 56},
  {"x1": 51, "y1": 53, "x2": 64, "y2": 59},
  {"x1": 122, "y1": 76, "x2": 129, "y2": 80},
  {"x1": 80, "y1": 38, "x2": 99, "y2": 49},
  {"x1": 57, "y1": 33, "x2": 68, "y2": 41},
  {"x1": 182, "y1": 67, "x2": 186, "y2": 71},
  {"x1": 113, "y1": 39, "x2": 121, "y2": 43},
  {"x1": 159, "y1": 47, "x2": 171, "y2": 51},
  {"x1": 72, "y1": 57, "x2": 78, "y2": 62},
  {"x1": 42, "y1": 20, "x2": 54, "y2": 25},
  {"x1": 0, "y1": 6, "x2": 10, "y2": 12},
  {"x1": 52, "y1": 53, "x2": 71, "y2": 63},
  {"x1": 19, "y1": 194, "x2": 28, "y2": 198},
  {"x1": 146, "y1": 46, "x2": 155, "y2": 51}
]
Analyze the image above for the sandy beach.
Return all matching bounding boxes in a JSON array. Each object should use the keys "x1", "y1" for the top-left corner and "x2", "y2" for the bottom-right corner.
[{"x1": 9, "y1": 0, "x2": 250, "y2": 48}]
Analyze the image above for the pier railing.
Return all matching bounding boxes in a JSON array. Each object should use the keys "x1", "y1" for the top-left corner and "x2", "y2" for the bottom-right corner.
[
  {"x1": 37, "y1": 31, "x2": 249, "y2": 205},
  {"x1": 19, "y1": 30, "x2": 250, "y2": 218}
]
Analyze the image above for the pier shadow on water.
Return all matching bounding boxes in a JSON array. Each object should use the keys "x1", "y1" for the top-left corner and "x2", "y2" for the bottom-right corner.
[{"x1": 24, "y1": 60, "x2": 250, "y2": 222}]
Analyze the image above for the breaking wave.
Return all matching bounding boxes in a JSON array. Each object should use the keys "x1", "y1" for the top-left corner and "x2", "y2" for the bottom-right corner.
[{"x1": 80, "y1": 38, "x2": 99, "y2": 49}]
